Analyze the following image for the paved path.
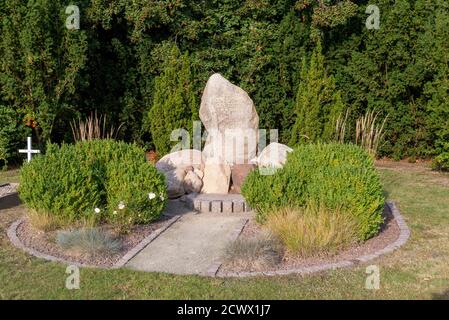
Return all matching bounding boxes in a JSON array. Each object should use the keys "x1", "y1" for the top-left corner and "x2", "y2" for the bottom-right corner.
[
  {"x1": 0, "y1": 184, "x2": 20, "y2": 210},
  {"x1": 126, "y1": 211, "x2": 248, "y2": 275},
  {"x1": 0, "y1": 183, "x2": 18, "y2": 198}
]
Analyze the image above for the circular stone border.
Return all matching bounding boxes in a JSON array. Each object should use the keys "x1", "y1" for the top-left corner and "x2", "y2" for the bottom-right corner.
[
  {"x1": 215, "y1": 201, "x2": 410, "y2": 277},
  {"x1": 7, "y1": 215, "x2": 181, "y2": 269},
  {"x1": 6, "y1": 201, "x2": 410, "y2": 277}
]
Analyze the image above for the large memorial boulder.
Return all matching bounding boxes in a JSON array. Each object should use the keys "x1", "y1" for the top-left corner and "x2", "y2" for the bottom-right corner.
[{"x1": 200, "y1": 74, "x2": 259, "y2": 165}]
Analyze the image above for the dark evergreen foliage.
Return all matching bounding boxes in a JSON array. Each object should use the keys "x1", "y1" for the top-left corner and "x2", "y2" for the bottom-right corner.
[{"x1": 1, "y1": 0, "x2": 448, "y2": 161}]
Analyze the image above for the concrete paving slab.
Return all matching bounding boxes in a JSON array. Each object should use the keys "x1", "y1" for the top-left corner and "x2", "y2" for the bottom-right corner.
[{"x1": 126, "y1": 213, "x2": 248, "y2": 275}]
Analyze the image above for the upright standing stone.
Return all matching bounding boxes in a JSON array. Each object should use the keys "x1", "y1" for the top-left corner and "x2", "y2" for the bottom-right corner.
[
  {"x1": 201, "y1": 157, "x2": 232, "y2": 194},
  {"x1": 200, "y1": 74, "x2": 259, "y2": 165}
]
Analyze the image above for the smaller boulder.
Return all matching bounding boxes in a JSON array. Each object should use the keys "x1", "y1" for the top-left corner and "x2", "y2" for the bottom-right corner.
[
  {"x1": 162, "y1": 168, "x2": 186, "y2": 199},
  {"x1": 183, "y1": 171, "x2": 203, "y2": 194},
  {"x1": 251, "y1": 143, "x2": 293, "y2": 168},
  {"x1": 194, "y1": 168, "x2": 204, "y2": 179},
  {"x1": 155, "y1": 149, "x2": 204, "y2": 198},
  {"x1": 156, "y1": 149, "x2": 203, "y2": 172}
]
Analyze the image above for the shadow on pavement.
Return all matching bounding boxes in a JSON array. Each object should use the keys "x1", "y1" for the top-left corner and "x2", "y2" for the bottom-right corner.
[{"x1": 0, "y1": 193, "x2": 21, "y2": 211}]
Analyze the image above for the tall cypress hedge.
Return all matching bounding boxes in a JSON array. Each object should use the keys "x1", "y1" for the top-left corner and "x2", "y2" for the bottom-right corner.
[
  {"x1": 1, "y1": 0, "x2": 448, "y2": 162},
  {"x1": 290, "y1": 42, "x2": 344, "y2": 145},
  {"x1": 146, "y1": 44, "x2": 197, "y2": 156}
]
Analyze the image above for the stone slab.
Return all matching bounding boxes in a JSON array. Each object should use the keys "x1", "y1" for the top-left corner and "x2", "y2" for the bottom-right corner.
[
  {"x1": 183, "y1": 193, "x2": 253, "y2": 213},
  {"x1": 126, "y1": 213, "x2": 248, "y2": 275}
]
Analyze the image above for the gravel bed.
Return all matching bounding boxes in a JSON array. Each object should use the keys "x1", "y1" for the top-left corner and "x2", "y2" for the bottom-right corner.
[{"x1": 15, "y1": 215, "x2": 173, "y2": 267}]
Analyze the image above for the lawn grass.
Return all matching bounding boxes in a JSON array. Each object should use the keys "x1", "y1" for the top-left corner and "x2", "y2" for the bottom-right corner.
[
  {"x1": 0, "y1": 168, "x2": 20, "y2": 184},
  {"x1": 1, "y1": 163, "x2": 449, "y2": 299}
]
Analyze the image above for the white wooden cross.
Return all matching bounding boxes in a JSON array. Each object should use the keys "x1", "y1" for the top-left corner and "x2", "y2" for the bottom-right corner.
[{"x1": 19, "y1": 137, "x2": 40, "y2": 162}]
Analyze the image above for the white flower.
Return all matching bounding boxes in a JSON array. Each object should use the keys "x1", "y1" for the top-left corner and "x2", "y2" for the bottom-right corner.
[
  {"x1": 118, "y1": 201, "x2": 125, "y2": 210},
  {"x1": 148, "y1": 192, "x2": 156, "y2": 200},
  {"x1": 113, "y1": 210, "x2": 118, "y2": 215},
  {"x1": 160, "y1": 193, "x2": 165, "y2": 201},
  {"x1": 94, "y1": 208, "x2": 101, "y2": 214}
]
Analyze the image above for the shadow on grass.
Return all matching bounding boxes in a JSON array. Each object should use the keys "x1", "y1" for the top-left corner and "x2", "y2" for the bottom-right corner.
[{"x1": 432, "y1": 289, "x2": 449, "y2": 300}]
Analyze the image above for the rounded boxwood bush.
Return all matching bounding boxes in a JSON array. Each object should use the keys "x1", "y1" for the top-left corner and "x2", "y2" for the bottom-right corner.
[
  {"x1": 241, "y1": 143, "x2": 385, "y2": 241},
  {"x1": 19, "y1": 140, "x2": 166, "y2": 229},
  {"x1": 105, "y1": 155, "x2": 166, "y2": 230}
]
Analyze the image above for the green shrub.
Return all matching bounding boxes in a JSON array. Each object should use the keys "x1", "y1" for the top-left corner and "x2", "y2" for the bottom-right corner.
[
  {"x1": 289, "y1": 42, "x2": 345, "y2": 145},
  {"x1": 19, "y1": 142, "x2": 103, "y2": 223},
  {"x1": 19, "y1": 140, "x2": 166, "y2": 229},
  {"x1": 242, "y1": 143, "x2": 385, "y2": 240},
  {"x1": 0, "y1": 1, "x2": 88, "y2": 144},
  {"x1": 56, "y1": 228, "x2": 122, "y2": 255},
  {"x1": 432, "y1": 152, "x2": 449, "y2": 172},
  {"x1": 106, "y1": 158, "x2": 167, "y2": 232}
]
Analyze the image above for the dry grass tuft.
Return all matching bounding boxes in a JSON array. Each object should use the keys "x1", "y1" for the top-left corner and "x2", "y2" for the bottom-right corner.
[
  {"x1": 335, "y1": 109, "x2": 350, "y2": 144},
  {"x1": 70, "y1": 111, "x2": 122, "y2": 142},
  {"x1": 265, "y1": 204, "x2": 358, "y2": 257},
  {"x1": 355, "y1": 110, "x2": 388, "y2": 158},
  {"x1": 224, "y1": 232, "x2": 282, "y2": 271},
  {"x1": 27, "y1": 209, "x2": 99, "y2": 232},
  {"x1": 27, "y1": 210, "x2": 64, "y2": 232}
]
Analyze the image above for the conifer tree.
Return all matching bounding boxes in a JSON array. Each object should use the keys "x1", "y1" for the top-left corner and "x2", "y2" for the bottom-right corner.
[
  {"x1": 421, "y1": 5, "x2": 449, "y2": 155},
  {"x1": 290, "y1": 42, "x2": 344, "y2": 145},
  {"x1": 0, "y1": 0, "x2": 88, "y2": 146},
  {"x1": 147, "y1": 45, "x2": 197, "y2": 156}
]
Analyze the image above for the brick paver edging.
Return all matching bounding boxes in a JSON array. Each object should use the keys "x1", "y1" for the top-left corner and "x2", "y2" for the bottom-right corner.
[
  {"x1": 216, "y1": 201, "x2": 410, "y2": 278},
  {"x1": 7, "y1": 215, "x2": 181, "y2": 269}
]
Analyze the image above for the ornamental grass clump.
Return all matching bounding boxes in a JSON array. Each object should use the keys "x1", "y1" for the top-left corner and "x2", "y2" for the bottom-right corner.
[
  {"x1": 265, "y1": 205, "x2": 358, "y2": 257},
  {"x1": 56, "y1": 228, "x2": 122, "y2": 255},
  {"x1": 224, "y1": 232, "x2": 282, "y2": 271}
]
